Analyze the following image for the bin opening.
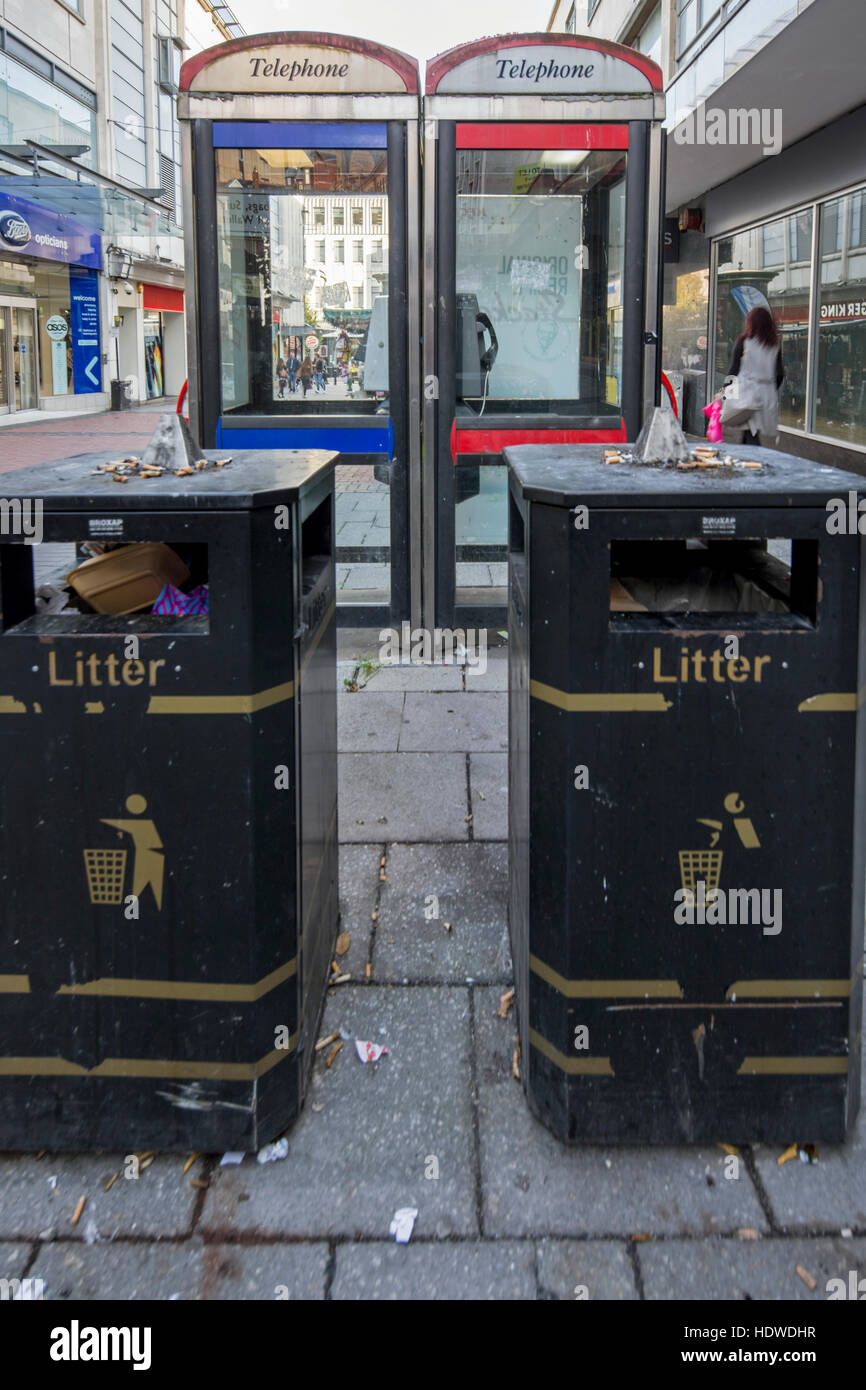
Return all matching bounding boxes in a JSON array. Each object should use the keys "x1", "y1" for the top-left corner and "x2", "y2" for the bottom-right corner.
[
  {"x1": 0, "y1": 540, "x2": 210, "y2": 635},
  {"x1": 609, "y1": 538, "x2": 818, "y2": 628}
]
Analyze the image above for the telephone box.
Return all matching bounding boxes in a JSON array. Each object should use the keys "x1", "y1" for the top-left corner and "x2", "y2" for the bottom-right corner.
[
  {"x1": 179, "y1": 33, "x2": 421, "y2": 626},
  {"x1": 423, "y1": 34, "x2": 665, "y2": 628}
]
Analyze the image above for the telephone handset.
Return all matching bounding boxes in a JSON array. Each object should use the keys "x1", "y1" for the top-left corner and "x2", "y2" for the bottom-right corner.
[
  {"x1": 456, "y1": 293, "x2": 499, "y2": 401},
  {"x1": 475, "y1": 311, "x2": 498, "y2": 374}
]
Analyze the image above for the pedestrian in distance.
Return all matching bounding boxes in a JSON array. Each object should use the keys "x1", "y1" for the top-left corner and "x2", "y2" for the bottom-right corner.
[
  {"x1": 300, "y1": 354, "x2": 314, "y2": 397},
  {"x1": 314, "y1": 357, "x2": 325, "y2": 392},
  {"x1": 725, "y1": 306, "x2": 785, "y2": 447},
  {"x1": 288, "y1": 352, "x2": 300, "y2": 393},
  {"x1": 276, "y1": 357, "x2": 288, "y2": 399}
]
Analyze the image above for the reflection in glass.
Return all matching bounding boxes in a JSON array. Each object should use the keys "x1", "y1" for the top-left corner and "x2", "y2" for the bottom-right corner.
[{"x1": 214, "y1": 147, "x2": 389, "y2": 417}]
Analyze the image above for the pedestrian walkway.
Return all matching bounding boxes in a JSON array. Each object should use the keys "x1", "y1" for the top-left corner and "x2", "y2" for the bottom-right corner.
[{"x1": 0, "y1": 633, "x2": 863, "y2": 1301}]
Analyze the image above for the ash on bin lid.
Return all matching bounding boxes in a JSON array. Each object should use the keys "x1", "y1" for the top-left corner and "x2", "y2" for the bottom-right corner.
[
  {"x1": 139, "y1": 412, "x2": 202, "y2": 471},
  {"x1": 634, "y1": 406, "x2": 691, "y2": 464}
]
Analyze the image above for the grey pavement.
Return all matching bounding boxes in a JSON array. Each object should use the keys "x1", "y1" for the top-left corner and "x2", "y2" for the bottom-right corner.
[{"x1": 1, "y1": 631, "x2": 864, "y2": 1303}]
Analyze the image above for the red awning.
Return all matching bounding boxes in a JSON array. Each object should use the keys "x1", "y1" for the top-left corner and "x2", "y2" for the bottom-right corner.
[{"x1": 142, "y1": 284, "x2": 184, "y2": 313}]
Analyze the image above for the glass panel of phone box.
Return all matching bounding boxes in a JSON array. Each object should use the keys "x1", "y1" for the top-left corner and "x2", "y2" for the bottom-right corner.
[
  {"x1": 454, "y1": 146, "x2": 626, "y2": 605},
  {"x1": 215, "y1": 145, "x2": 391, "y2": 606}
]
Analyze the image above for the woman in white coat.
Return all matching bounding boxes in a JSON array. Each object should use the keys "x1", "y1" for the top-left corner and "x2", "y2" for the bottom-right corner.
[{"x1": 726, "y1": 306, "x2": 785, "y2": 447}]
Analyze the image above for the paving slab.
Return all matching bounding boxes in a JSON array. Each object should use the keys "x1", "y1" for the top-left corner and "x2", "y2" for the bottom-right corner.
[
  {"x1": 468, "y1": 754, "x2": 509, "y2": 839},
  {"x1": 752, "y1": 1130, "x2": 866, "y2": 1232},
  {"x1": 364, "y1": 663, "x2": 465, "y2": 692},
  {"x1": 337, "y1": 843, "x2": 382, "y2": 979},
  {"x1": 338, "y1": 752, "x2": 469, "y2": 842},
  {"x1": 338, "y1": 691, "x2": 405, "y2": 752},
  {"x1": 337, "y1": 628, "x2": 382, "y2": 662},
  {"x1": 340, "y1": 564, "x2": 390, "y2": 591},
  {"x1": 465, "y1": 653, "x2": 508, "y2": 691},
  {"x1": 639, "y1": 1235, "x2": 866, "y2": 1301},
  {"x1": 198, "y1": 1244, "x2": 328, "y2": 1300},
  {"x1": 200, "y1": 987, "x2": 477, "y2": 1239},
  {"x1": 474, "y1": 988, "x2": 768, "y2": 1239},
  {"x1": 31, "y1": 1240, "x2": 204, "y2": 1300},
  {"x1": 536, "y1": 1238, "x2": 638, "y2": 1300},
  {"x1": 0, "y1": 1155, "x2": 199, "y2": 1241},
  {"x1": 373, "y1": 842, "x2": 511, "y2": 984},
  {"x1": 0, "y1": 1242, "x2": 30, "y2": 1289},
  {"x1": 399, "y1": 692, "x2": 507, "y2": 752},
  {"x1": 331, "y1": 1239, "x2": 535, "y2": 1300}
]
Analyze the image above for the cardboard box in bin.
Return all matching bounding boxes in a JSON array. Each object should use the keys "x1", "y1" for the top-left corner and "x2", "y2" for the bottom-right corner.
[{"x1": 66, "y1": 543, "x2": 190, "y2": 615}]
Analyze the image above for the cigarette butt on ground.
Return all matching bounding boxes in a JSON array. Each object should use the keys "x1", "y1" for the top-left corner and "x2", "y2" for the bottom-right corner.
[
  {"x1": 326, "y1": 1041, "x2": 344, "y2": 1069},
  {"x1": 365, "y1": 962, "x2": 372, "y2": 979},
  {"x1": 777, "y1": 1142, "x2": 798, "y2": 1167},
  {"x1": 182, "y1": 1154, "x2": 199, "y2": 1176},
  {"x1": 796, "y1": 1265, "x2": 817, "y2": 1291},
  {"x1": 71, "y1": 1195, "x2": 86, "y2": 1226},
  {"x1": 315, "y1": 1031, "x2": 339, "y2": 1053},
  {"x1": 104, "y1": 1172, "x2": 119, "y2": 1193},
  {"x1": 189, "y1": 1178, "x2": 209, "y2": 1190},
  {"x1": 497, "y1": 988, "x2": 515, "y2": 1018}
]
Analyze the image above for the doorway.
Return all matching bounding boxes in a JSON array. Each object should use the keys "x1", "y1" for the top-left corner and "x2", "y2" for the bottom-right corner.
[{"x1": 0, "y1": 298, "x2": 39, "y2": 414}]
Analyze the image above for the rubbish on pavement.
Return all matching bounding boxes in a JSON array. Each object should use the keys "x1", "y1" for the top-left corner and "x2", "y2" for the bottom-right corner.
[
  {"x1": 800, "y1": 1144, "x2": 819, "y2": 1163},
  {"x1": 389, "y1": 1207, "x2": 418, "y2": 1244},
  {"x1": 737, "y1": 1228, "x2": 758, "y2": 1240},
  {"x1": 326, "y1": 1041, "x2": 344, "y2": 1068},
  {"x1": 335, "y1": 932, "x2": 351, "y2": 956},
  {"x1": 355, "y1": 1039, "x2": 388, "y2": 1064},
  {"x1": 315, "y1": 1032, "x2": 340, "y2": 1053},
  {"x1": 796, "y1": 1265, "x2": 817, "y2": 1291},
  {"x1": 71, "y1": 1196, "x2": 86, "y2": 1226},
  {"x1": 189, "y1": 1178, "x2": 209, "y2": 1190},
  {"x1": 512, "y1": 1044, "x2": 520, "y2": 1081},
  {"x1": 182, "y1": 1154, "x2": 199, "y2": 1175},
  {"x1": 104, "y1": 1171, "x2": 119, "y2": 1193},
  {"x1": 220, "y1": 1152, "x2": 245, "y2": 1166},
  {"x1": 256, "y1": 1137, "x2": 289, "y2": 1165},
  {"x1": 496, "y1": 988, "x2": 515, "y2": 1019},
  {"x1": 83, "y1": 1217, "x2": 100, "y2": 1246},
  {"x1": 365, "y1": 963, "x2": 372, "y2": 979},
  {"x1": 444, "y1": 921, "x2": 453, "y2": 933},
  {"x1": 777, "y1": 1143, "x2": 798, "y2": 1167}
]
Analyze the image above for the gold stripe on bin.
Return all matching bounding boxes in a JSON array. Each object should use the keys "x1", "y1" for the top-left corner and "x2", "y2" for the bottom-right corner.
[
  {"x1": 530, "y1": 955, "x2": 684, "y2": 999},
  {"x1": 530, "y1": 680, "x2": 673, "y2": 713},
  {"x1": 0, "y1": 975, "x2": 30, "y2": 993},
  {"x1": 726, "y1": 979, "x2": 851, "y2": 1000},
  {"x1": 797, "y1": 693, "x2": 856, "y2": 712},
  {"x1": 147, "y1": 680, "x2": 294, "y2": 715},
  {"x1": 529, "y1": 1029, "x2": 615, "y2": 1075},
  {"x1": 0, "y1": 1041, "x2": 298, "y2": 1079},
  {"x1": 737, "y1": 1056, "x2": 849, "y2": 1076},
  {"x1": 0, "y1": 696, "x2": 26, "y2": 713},
  {"x1": 55, "y1": 957, "x2": 297, "y2": 1001}
]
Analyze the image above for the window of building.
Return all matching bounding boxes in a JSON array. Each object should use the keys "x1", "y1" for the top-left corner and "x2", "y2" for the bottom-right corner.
[
  {"x1": 314, "y1": 239, "x2": 325, "y2": 262},
  {"x1": 352, "y1": 240, "x2": 364, "y2": 263},
  {"x1": 371, "y1": 205, "x2": 383, "y2": 226},
  {"x1": 815, "y1": 193, "x2": 866, "y2": 446},
  {"x1": 351, "y1": 206, "x2": 363, "y2": 226},
  {"x1": 677, "y1": 0, "x2": 722, "y2": 59},
  {"x1": 333, "y1": 206, "x2": 344, "y2": 226},
  {"x1": 565, "y1": 4, "x2": 577, "y2": 33},
  {"x1": 0, "y1": 52, "x2": 98, "y2": 167},
  {"x1": 333, "y1": 240, "x2": 345, "y2": 263},
  {"x1": 371, "y1": 239, "x2": 383, "y2": 264},
  {"x1": 313, "y1": 206, "x2": 325, "y2": 226},
  {"x1": 715, "y1": 210, "x2": 814, "y2": 433},
  {"x1": 352, "y1": 286, "x2": 363, "y2": 309},
  {"x1": 850, "y1": 191, "x2": 866, "y2": 248},
  {"x1": 635, "y1": 3, "x2": 662, "y2": 67}
]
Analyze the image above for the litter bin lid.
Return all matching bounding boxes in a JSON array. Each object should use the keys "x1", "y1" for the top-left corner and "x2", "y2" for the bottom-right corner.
[
  {"x1": 504, "y1": 442, "x2": 866, "y2": 509},
  {"x1": 0, "y1": 449, "x2": 337, "y2": 510}
]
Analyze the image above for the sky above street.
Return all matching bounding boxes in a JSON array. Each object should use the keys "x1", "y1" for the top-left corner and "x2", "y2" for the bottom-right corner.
[{"x1": 234, "y1": 1, "x2": 545, "y2": 65}]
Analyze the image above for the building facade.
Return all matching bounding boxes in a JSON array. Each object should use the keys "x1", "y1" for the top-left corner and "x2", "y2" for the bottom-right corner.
[
  {"x1": 547, "y1": 0, "x2": 866, "y2": 470},
  {"x1": 0, "y1": 0, "x2": 242, "y2": 416}
]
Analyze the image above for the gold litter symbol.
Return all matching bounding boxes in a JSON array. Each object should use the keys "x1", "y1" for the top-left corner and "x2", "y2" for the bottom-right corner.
[
  {"x1": 678, "y1": 849, "x2": 723, "y2": 908},
  {"x1": 84, "y1": 847, "x2": 128, "y2": 905},
  {"x1": 83, "y1": 794, "x2": 164, "y2": 909}
]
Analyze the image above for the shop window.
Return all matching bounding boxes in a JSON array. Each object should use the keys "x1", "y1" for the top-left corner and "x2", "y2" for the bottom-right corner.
[
  {"x1": 714, "y1": 211, "x2": 813, "y2": 432},
  {"x1": 143, "y1": 312, "x2": 164, "y2": 399},
  {"x1": 815, "y1": 192, "x2": 866, "y2": 447}
]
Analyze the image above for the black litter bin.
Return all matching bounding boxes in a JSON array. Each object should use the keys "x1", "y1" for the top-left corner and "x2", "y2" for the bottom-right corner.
[
  {"x1": 0, "y1": 446, "x2": 339, "y2": 1152},
  {"x1": 506, "y1": 440, "x2": 866, "y2": 1143}
]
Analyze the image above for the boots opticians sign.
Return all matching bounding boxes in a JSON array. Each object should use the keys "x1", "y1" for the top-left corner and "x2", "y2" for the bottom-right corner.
[
  {"x1": 433, "y1": 45, "x2": 656, "y2": 96},
  {"x1": 185, "y1": 42, "x2": 410, "y2": 94}
]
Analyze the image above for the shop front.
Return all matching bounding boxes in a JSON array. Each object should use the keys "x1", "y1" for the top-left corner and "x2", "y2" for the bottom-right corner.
[{"x1": 0, "y1": 192, "x2": 103, "y2": 415}]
